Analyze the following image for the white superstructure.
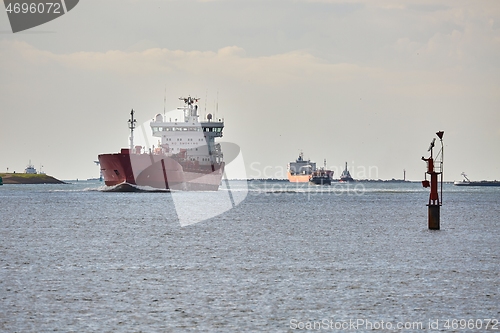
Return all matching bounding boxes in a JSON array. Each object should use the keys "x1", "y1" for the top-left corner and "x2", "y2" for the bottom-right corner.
[
  {"x1": 149, "y1": 96, "x2": 224, "y2": 166},
  {"x1": 25, "y1": 160, "x2": 37, "y2": 174}
]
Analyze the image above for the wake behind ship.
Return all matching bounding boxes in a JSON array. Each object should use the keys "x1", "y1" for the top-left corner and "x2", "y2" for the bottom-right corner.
[{"x1": 98, "y1": 96, "x2": 225, "y2": 191}]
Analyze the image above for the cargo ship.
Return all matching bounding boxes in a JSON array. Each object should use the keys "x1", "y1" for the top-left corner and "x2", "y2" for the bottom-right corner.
[
  {"x1": 310, "y1": 170, "x2": 333, "y2": 185},
  {"x1": 287, "y1": 153, "x2": 333, "y2": 184},
  {"x1": 287, "y1": 152, "x2": 315, "y2": 182},
  {"x1": 453, "y1": 172, "x2": 500, "y2": 187},
  {"x1": 310, "y1": 159, "x2": 334, "y2": 185},
  {"x1": 98, "y1": 96, "x2": 225, "y2": 191}
]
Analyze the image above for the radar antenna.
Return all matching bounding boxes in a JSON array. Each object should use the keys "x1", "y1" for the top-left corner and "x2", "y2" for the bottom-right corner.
[{"x1": 180, "y1": 96, "x2": 200, "y2": 106}]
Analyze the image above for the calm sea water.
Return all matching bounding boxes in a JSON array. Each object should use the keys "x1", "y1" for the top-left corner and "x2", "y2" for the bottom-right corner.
[{"x1": 0, "y1": 181, "x2": 498, "y2": 332}]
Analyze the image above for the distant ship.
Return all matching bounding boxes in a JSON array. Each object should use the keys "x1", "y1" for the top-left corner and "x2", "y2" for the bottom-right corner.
[
  {"x1": 98, "y1": 96, "x2": 225, "y2": 191},
  {"x1": 339, "y1": 162, "x2": 354, "y2": 182},
  {"x1": 310, "y1": 159, "x2": 333, "y2": 185},
  {"x1": 287, "y1": 153, "x2": 333, "y2": 184},
  {"x1": 287, "y1": 152, "x2": 315, "y2": 182},
  {"x1": 25, "y1": 160, "x2": 37, "y2": 174},
  {"x1": 453, "y1": 172, "x2": 500, "y2": 187}
]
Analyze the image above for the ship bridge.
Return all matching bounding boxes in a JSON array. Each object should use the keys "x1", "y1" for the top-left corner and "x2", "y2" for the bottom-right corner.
[
  {"x1": 201, "y1": 119, "x2": 224, "y2": 137},
  {"x1": 147, "y1": 97, "x2": 224, "y2": 165}
]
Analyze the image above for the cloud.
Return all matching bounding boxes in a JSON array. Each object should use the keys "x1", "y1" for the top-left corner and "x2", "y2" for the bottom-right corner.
[
  {"x1": 1, "y1": 38, "x2": 495, "y2": 100},
  {"x1": 0, "y1": 40, "x2": 372, "y2": 84}
]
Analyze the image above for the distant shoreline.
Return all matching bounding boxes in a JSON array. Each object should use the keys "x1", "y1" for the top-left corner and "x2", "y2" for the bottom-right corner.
[{"x1": 0, "y1": 173, "x2": 65, "y2": 184}]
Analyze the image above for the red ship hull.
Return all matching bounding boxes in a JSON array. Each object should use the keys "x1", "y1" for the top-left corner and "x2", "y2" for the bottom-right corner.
[{"x1": 98, "y1": 149, "x2": 224, "y2": 191}]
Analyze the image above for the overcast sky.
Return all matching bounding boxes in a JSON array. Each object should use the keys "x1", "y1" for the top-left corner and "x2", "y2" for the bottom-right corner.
[{"x1": 1, "y1": 0, "x2": 499, "y2": 181}]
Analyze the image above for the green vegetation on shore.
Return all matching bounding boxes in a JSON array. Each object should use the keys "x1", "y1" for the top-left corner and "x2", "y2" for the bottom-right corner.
[{"x1": 0, "y1": 173, "x2": 65, "y2": 184}]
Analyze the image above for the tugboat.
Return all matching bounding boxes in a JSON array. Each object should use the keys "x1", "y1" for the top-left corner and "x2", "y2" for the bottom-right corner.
[
  {"x1": 310, "y1": 159, "x2": 333, "y2": 185},
  {"x1": 339, "y1": 162, "x2": 354, "y2": 182},
  {"x1": 98, "y1": 96, "x2": 225, "y2": 191}
]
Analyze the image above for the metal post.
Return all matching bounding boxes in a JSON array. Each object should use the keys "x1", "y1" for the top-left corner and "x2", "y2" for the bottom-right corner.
[
  {"x1": 128, "y1": 109, "x2": 136, "y2": 151},
  {"x1": 421, "y1": 131, "x2": 444, "y2": 230}
]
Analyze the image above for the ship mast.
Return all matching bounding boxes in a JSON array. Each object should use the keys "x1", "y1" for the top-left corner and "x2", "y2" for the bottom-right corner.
[{"x1": 128, "y1": 109, "x2": 136, "y2": 150}]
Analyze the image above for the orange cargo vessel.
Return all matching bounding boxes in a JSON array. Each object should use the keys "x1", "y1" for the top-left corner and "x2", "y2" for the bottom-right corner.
[
  {"x1": 288, "y1": 173, "x2": 311, "y2": 182},
  {"x1": 287, "y1": 152, "x2": 333, "y2": 184}
]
